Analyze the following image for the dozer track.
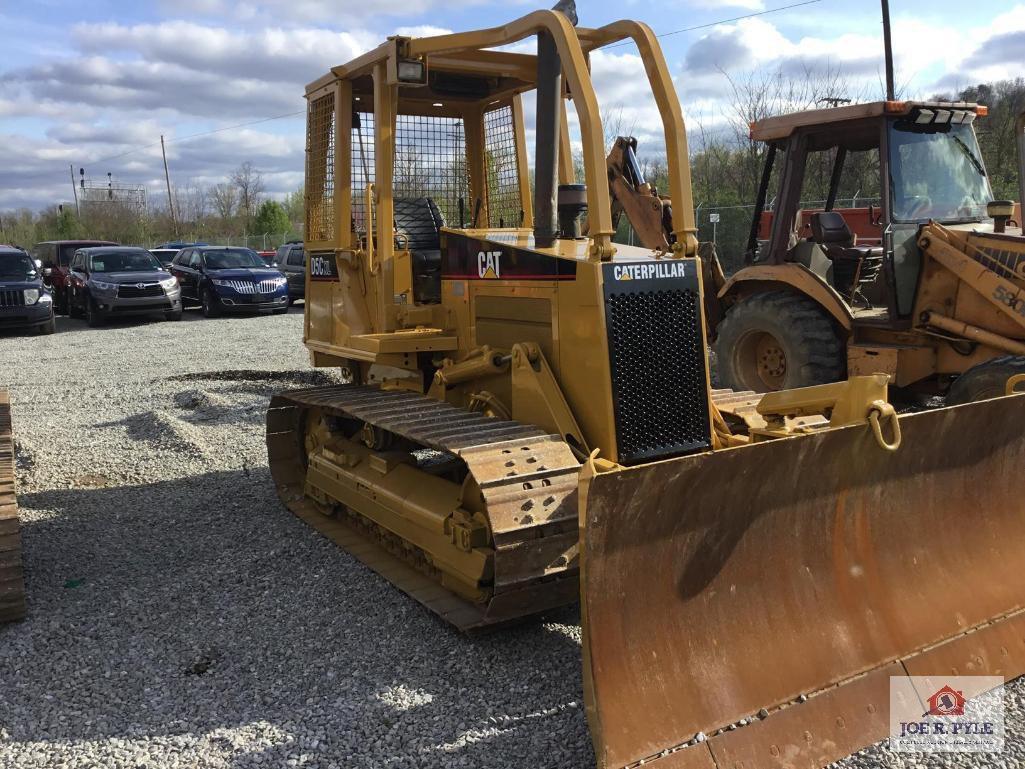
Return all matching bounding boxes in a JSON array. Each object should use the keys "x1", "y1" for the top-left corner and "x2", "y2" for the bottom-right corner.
[
  {"x1": 267, "y1": 385, "x2": 580, "y2": 631},
  {"x1": 0, "y1": 390, "x2": 26, "y2": 623}
]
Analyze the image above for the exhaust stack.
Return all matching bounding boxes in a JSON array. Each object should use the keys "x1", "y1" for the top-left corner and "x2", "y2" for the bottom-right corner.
[
  {"x1": 533, "y1": 30, "x2": 561, "y2": 247},
  {"x1": 533, "y1": 1, "x2": 577, "y2": 246}
]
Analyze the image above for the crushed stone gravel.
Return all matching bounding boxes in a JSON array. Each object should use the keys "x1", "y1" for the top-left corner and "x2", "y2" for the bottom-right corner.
[{"x1": 0, "y1": 308, "x2": 1020, "y2": 768}]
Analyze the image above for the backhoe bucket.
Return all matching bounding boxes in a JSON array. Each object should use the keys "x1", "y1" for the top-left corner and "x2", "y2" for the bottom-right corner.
[{"x1": 580, "y1": 394, "x2": 1025, "y2": 769}]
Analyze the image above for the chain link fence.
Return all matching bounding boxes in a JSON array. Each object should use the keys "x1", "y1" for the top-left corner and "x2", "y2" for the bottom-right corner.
[{"x1": 615, "y1": 196, "x2": 881, "y2": 276}]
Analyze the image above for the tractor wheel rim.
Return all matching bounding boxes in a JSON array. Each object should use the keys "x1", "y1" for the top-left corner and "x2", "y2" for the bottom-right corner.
[{"x1": 736, "y1": 330, "x2": 787, "y2": 391}]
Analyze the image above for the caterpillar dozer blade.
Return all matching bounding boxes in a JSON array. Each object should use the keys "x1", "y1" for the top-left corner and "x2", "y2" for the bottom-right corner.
[
  {"x1": 580, "y1": 393, "x2": 1025, "y2": 769},
  {"x1": 0, "y1": 389, "x2": 26, "y2": 623}
]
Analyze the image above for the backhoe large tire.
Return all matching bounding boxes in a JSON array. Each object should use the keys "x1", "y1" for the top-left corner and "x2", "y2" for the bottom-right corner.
[
  {"x1": 947, "y1": 355, "x2": 1025, "y2": 405},
  {"x1": 715, "y1": 290, "x2": 844, "y2": 392}
]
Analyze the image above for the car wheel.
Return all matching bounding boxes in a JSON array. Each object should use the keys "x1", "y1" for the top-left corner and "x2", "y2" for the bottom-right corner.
[
  {"x1": 201, "y1": 287, "x2": 222, "y2": 318},
  {"x1": 165, "y1": 309, "x2": 183, "y2": 321},
  {"x1": 38, "y1": 316, "x2": 57, "y2": 335},
  {"x1": 67, "y1": 297, "x2": 82, "y2": 319},
  {"x1": 85, "y1": 298, "x2": 105, "y2": 328}
]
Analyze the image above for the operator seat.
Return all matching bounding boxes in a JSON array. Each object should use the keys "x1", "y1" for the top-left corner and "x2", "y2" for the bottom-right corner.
[
  {"x1": 394, "y1": 197, "x2": 444, "y2": 304},
  {"x1": 810, "y1": 211, "x2": 884, "y2": 302}
]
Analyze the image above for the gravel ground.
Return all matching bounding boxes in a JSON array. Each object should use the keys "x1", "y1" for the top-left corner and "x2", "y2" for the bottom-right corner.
[{"x1": 0, "y1": 307, "x2": 1021, "y2": 768}]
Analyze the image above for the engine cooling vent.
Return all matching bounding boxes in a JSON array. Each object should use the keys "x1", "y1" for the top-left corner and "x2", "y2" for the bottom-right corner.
[{"x1": 602, "y1": 262, "x2": 712, "y2": 465}]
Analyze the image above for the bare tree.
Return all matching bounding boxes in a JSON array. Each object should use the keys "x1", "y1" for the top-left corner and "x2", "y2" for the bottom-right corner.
[
  {"x1": 210, "y1": 183, "x2": 238, "y2": 222},
  {"x1": 173, "y1": 181, "x2": 209, "y2": 225},
  {"x1": 231, "y1": 161, "x2": 265, "y2": 225},
  {"x1": 601, "y1": 104, "x2": 637, "y2": 154},
  {"x1": 394, "y1": 147, "x2": 430, "y2": 200}
]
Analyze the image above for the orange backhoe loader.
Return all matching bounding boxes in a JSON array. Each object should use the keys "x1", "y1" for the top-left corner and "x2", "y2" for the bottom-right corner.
[{"x1": 708, "y1": 102, "x2": 1025, "y2": 399}]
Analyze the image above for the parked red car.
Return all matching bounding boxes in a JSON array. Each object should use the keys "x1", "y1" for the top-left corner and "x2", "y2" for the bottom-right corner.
[{"x1": 34, "y1": 240, "x2": 117, "y2": 314}]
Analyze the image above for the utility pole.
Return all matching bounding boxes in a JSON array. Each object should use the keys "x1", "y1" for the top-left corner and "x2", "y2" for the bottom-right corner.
[
  {"x1": 881, "y1": 0, "x2": 896, "y2": 101},
  {"x1": 69, "y1": 164, "x2": 80, "y2": 216},
  {"x1": 160, "y1": 135, "x2": 179, "y2": 237}
]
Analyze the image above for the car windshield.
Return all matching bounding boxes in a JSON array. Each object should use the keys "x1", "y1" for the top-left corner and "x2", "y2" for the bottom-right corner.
[
  {"x1": 0, "y1": 252, "x2": 35, "y2": 280},
  {"x1": 90, "y1": 251, "x2": 161, "y2": 273},
  {"x1": 204, "y1": 249, "x2": 266, "y2": 270},
  {"x1": 888, "y1": 119, "x2": 994, "y2": 222}
]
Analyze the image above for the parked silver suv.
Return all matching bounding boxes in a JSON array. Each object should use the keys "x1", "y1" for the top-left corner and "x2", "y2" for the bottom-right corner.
[{"x1": 67, "y1": 247, "x2": 183, "y2": 327}]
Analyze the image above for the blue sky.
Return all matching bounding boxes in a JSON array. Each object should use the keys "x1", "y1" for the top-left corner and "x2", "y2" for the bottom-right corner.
[{"x1": 0, "y1": 0, "x2": 1022, "y2": 211}]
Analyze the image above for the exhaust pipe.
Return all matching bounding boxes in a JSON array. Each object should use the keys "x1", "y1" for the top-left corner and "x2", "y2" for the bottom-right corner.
[{"x1": 533, "y1": 30, "x2": 561, "y2": 248}]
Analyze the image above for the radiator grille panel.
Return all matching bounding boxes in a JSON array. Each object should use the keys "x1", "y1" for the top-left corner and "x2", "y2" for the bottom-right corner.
[
  {"x1": 0, "y1": 290, "x2": 25, "y2": 308},
  {"x1": 604, "y1": 281, "x2": 711, "y2": 464}
]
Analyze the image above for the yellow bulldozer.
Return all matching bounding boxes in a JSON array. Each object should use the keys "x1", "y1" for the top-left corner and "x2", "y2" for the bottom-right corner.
[
  {"x1": 0, "y1": 390, "x2": 26, "y2": 624},
  {"x1": 265, "y1": 6, "x2": 1025, "y2": 768},
  {"x1": 706, "y1": 101, "x2": 1025, "y2": 400}
]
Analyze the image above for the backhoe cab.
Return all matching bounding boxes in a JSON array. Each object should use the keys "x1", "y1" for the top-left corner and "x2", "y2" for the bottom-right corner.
[{"x1": 714, "y1": 100, "x2": 1025, "y2": 398}]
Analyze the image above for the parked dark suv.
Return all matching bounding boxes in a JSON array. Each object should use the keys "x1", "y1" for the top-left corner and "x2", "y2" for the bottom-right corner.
[
  {"x1": 67, "y1": 247, "x2": 182, "y2": 327},
  {"x1": 169, "y1": 246, "x2": 289, "y2": 317},
  {"x1": 34, "y1": 239, "x2": 117, "y2": 314},
  {"x1": 275, "y1": 241, "x2": 305, "y2": 302},
  {"x1": 0, "y1": 246, "x2": 55, "y2": 334}
]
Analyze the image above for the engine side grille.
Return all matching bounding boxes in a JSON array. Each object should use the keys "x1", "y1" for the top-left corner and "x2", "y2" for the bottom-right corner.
[
  {"x1": 603, "y1": 263, "x2": 712, "y2": 465},
  {"x1": 117, "y1": 283, "x2": 164, "y2": 298},
  {"x1": 0, "y1": 290, "x2": 25, "y2": 308}
]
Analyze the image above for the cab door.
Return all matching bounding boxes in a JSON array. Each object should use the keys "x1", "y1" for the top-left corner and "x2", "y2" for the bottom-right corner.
[
  {"x1": 67, "y1": 252, "x2": 88, "y2": 313},
  {"x1": 171, "y1": 249, "x2": 195, "y2": 301},
  {"x1": 285, "y1": 246, "x2": 305, "y2": 297}
]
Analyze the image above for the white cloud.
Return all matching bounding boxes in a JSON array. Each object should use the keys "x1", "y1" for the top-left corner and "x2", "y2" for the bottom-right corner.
[
  {"x1": 395, "y1": 25, "x2": 454, "y2": 38},
  {"x1": 73, "y1": 21, "x2": 375, "y2": 85},
  {"x1": 165, "y1": 0, "x2": 507, "y2": 23}
]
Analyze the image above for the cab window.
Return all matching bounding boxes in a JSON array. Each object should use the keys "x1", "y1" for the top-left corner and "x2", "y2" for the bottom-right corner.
[
  {"x1": 287, "y1": 247, "x2": 305, "y2": 267},
  {"x1": 36, "y1": 244, "x2": 55, "y2": 267},
  {"x1": 189, "y1": 252, "x2": 204, "y2": 269}
]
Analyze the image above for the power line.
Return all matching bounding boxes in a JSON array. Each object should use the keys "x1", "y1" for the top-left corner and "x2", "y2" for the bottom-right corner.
[{"x1": 604, "y1": 0, "x2": 826, "y2": 50}]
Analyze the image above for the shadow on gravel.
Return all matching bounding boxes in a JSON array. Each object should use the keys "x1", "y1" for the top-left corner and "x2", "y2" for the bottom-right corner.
[
  {"x1": 53, "y1": 315, "x2": 174, "y2": 334},
  {"x1": 166, "y1": 369, "x2": 339, "y2": 387},
  {"x1": 4, "y1": 470, "x2": 590, "y2": 769}
]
